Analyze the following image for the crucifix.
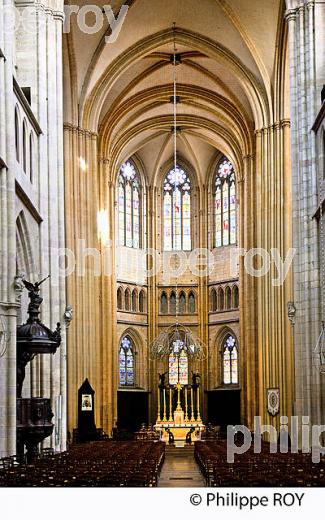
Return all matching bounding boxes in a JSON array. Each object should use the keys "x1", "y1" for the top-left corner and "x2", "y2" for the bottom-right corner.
[{"x1": 175, "y1": 380, "x2": 183, "y2": 411}]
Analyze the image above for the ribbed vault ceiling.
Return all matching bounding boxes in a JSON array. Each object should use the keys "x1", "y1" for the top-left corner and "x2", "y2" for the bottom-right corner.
[{"x1": 64, "y1": 0, "x2": 286, "y2": 183}]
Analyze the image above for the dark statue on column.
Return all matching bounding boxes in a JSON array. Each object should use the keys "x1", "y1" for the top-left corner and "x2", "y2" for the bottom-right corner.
[
  {"x1": 191, "y1": 371, "x2": 200, "y2": 388},
  {"x1": 158, "y1": 371, "x2": 167, "y2": 389},
  {"x1": 16, "y1": 276, "x2": 61, "y2": 462}
]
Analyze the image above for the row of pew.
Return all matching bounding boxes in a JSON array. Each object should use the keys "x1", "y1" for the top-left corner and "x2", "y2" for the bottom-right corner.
[
  {"x1": 195, "y1": 440, "x2": 325, "y2": 486},
  {"x1": 0, "y1": 441, "x2": 165, "y2": 487}
]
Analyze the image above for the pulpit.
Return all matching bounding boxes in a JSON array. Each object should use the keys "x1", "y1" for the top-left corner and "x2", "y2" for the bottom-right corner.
[{"x1": 16, "y1": 277, "x2": 61, "y2": 462}]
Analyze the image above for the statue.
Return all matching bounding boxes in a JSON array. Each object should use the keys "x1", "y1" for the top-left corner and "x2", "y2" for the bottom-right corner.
[
  {"x1": 186, "y1": 427, "x2": 195, "y2": 444},
  {"x1": 64, "y1": 305, "x2": 73, "y2": 328},
  {"x1": 22, "y1": 276, "x2": 50, "y2": 318},
  {"x1": 287, "y1": 301, "x2": 296, "y2": 325},
  {"x1": 14, "y1": 272, "x2": 25, "y2": 303},
  {"x1": 191, "y1": 371, "x2": 200, "y2": 387},
  {"x1": 52, "y1": 323, "x2": 62, "y2": 344},
  {"x1": 158, "y1": 371, "x2": 167, "y2": 389},
  {"x1": 165, "y1": 427, "x2": 174, "y2": 445}
]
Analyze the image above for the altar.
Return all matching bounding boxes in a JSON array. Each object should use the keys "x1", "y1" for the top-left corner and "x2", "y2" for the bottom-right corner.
[
  {"x1": 150, "y1": 322, "x2": 206, "y2": 446},
  {"x1": 154, "y1": 380, "x2": 205, "y2": 446}
]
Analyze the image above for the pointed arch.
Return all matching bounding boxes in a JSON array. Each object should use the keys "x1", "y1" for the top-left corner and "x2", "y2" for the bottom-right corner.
[
  {"x1": 124, "y1": 287, "x2": 131, "y2": 311},
  {"x1": 160, "y1": 291, "x2": 168, "y2": 314},
  {"x1": 29, "y1": 132, "x2": 34, "y2": 183},
  {"x1": 163, "y1": 163, "x2": 192, "y2": 251},
  {"x1": 221, "y1": 332, "x2": 238, "y2": 385},
  {"x1": 117, "y1": 286, "x2": 123, "y2": 310},
  {"x1": 233, "y1": 285, "x2": 239, "y2": 309},
  {"x1": 213, "y1": 327, "x2": 240, "y2": 387},
  {"x1": 179, "y1": 291, "x2": 186, "y2": 314},
  {"x1": 22, "y1": 119, "x2": 27, "y2": 173},
  {"x1": 218, "y1": 287, "x2": 224, "y2": 311},
  {"x1": 117, "y1": 159, "x2": 142, "y2": 249},
  {"x1": 131, "y1": 288, "x2": 138, "y2": 312},
  {"x1": 15, "y1": 106, "x2": 20, "y2": 162},
  {"x1": 210, "y1": 288, "x2": 217, "y2": 312},
  {"x1": 119, "y1": 334, "x2": 135, "y2": 387},
  {"x1": 188, "y1": 291, "x2": 196, "y2": 314},
  {"x1": 213, "y1": 155, "x2": 237, "y2": 247},
  {"x1": 118, "y1": 327, "x2": 145, "y2": 389},
  {"x1": 170, "y1": 291, "x2": 176, "y2": 315},
  {"x1": 225, "y1": 286, "x2": 232, "y2": 310},
  {"x1": 139, "y1": 289, "x2": 146, "y2": 313}
]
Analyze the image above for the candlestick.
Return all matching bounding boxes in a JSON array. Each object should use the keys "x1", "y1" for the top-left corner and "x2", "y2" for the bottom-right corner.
[
  {"x1": 196, "y1": 385, "x2": 202, "y2": 422},
  {"x1": 157, "y1": 387, "x2": 161, "y2": 422},
  {"x1": 168, "y1": 387, "x2": 173, "y2": 422},
  {"x1": 190, "y1": 386, "x2": 195, "y2": 422},
  {"x1": 175, "y1": 381, "x2": 183, "y2": 411},
  {"x1": 184, "y1": 386, "x2": 189, "y2": 422},
  {"x1": 163, "y1": 389, "x2": 167, "y2": 422}
]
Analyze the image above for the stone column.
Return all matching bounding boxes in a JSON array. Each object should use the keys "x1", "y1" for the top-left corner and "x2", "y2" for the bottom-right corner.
[
  {"x1": 0, "y1": 0, "x2": 21, "y2": 457},
  {"x1": 286, "y1": 0, "x2": 325, "y2": 436}
]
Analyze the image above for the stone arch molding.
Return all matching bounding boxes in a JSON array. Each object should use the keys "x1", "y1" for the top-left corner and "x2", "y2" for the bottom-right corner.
[{"x1": 214, "y1": 326, "x2": 239, "y2": 353}]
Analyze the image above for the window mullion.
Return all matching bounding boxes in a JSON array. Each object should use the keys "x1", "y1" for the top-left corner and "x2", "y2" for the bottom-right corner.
[
  {"x1": 124, "y1": 183, "x2": 126, "y2": 246},
  {"x1": 228, "y1": 179, "x2": 231, "y2": 246},
  {"x1": 131, "y1": 181, "x2": 134, "y2": 247},
  {"x1": 181, "y1": 190, "x2": 184, "y2": 250},
  {"x1": 221, "y1": 180, "x2": 224, "y2": 247},
  {"x1": 171, "y1": 187, "x2": 174, "y2": 250}
]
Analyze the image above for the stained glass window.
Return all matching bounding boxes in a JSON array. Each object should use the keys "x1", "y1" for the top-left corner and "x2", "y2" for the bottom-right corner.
[
  {"x1": 119, "y1": 336, "x2": 135, "y2": 386},
  {"x1": 168, "y1": 342, "x2": 188, "y2": 385},
  {"x1": 168, "y1": 354, "x2": 178, "y2": 385},
  {"x1": 179, "y1": 350, "x2": 188, "y2": 385},
  {"x1": 118, "y1": 161, "x2": 141, "y2": 248},
  {"x1": 214, "y1": 157, "x2": 236, "y2": 247},
  {"x1": 164, "y1": 165, "x2": 191, "y2": 250},
  {"x1": 222, "y1": 334, "x2": 238, "y2": 385}
]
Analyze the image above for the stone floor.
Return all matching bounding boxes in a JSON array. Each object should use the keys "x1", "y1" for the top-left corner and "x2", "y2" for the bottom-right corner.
[{"x1": 158, "y1": 445, "x2": 206, "y2": 487}]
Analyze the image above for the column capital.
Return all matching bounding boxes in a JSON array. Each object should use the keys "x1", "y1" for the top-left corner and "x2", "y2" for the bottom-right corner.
[
  {"x1": 285, "y1": 8, "x2": 297, "y2": 22},
  {"x1": 280, "y1": 118, "x2": 291, "y2": 128}
]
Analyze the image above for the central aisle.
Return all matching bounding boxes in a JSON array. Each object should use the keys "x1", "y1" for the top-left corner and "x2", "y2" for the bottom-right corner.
[{"x1": 158, "y1": 445, "x2": 206, "y2": 487}]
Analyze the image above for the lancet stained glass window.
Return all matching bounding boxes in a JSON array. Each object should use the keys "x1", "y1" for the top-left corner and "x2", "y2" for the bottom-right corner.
[
  {"x1": 164, "y1": 165, "x2": 191, "y2": 251},
  {"x1": 119, "y1": 336, "x2": 135, "y2": 386},
  {"x1": 214, "y1": 157, "x2": 236, "y2": 247},
  {"x1": 118, "y1": 161, "x2": 141, "y2": 248},
  {"x1": 168, "y1": 341, "x2": 188, "y2": 385},
  {"x1": 222, "y1": 334, "x2": 238, "y2": 384}
]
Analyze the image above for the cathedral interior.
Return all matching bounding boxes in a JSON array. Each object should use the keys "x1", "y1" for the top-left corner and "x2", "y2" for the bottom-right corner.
[{"x1": 1, "y1": 0, "x2": 325, "y2": 488}]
